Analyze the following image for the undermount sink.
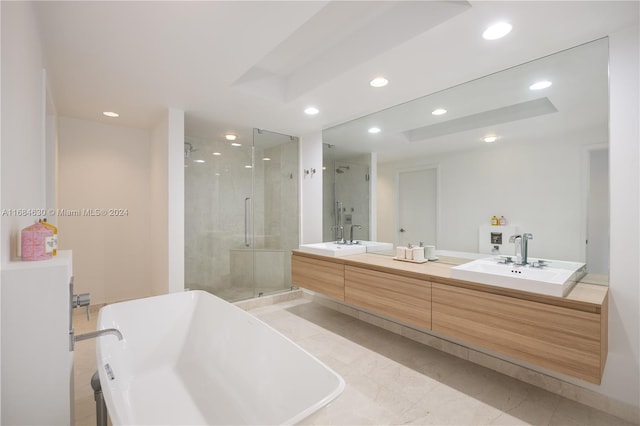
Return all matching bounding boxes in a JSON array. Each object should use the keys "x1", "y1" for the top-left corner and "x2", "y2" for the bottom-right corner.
[
  {"x1": 450, "y1": 257, "x2": 586, "y2": 297},
  {"x1": 298, "y1": 241, "x2": 393, "y2": 257}
]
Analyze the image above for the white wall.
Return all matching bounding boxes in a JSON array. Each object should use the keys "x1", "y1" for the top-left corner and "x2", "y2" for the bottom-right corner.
[
  {"x1": 0, "y1": 1, "x2": 46, "y2": 264},
  {"x1": 57, "y1": 117, "x2": 153, "y2": 305},
  {"x1": 378, "y1": 129, "x2": 604, "y2": 262},
  {"x1": 166, "y1": 108, "x2": 184, "y2": 294},
  {"x1": 603, "y1": 23, "x2": 639, "y2": 412},
  {"x1": 1, "y1": 2, "x2": 50, "y2": 420},
  {"x1": 150, "y1": 113, "x2": 169, "y2": 296},
  {"x1": 57, "y1": 109, "x2": 183, "y2": 302},
  {"x1": 299, "y1": 131, "x2": 323, "y2": 244}
]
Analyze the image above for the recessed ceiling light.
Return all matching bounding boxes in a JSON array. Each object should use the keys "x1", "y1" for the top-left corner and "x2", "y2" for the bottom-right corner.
[
  {"x1": 212, "y1": 152, "x2": 222, "y2": 156},
  {"x1": 193, "y1": 159, "x2": 206, "y2": 163},
  {"x1": 370, "y1": 77, "x2": 389, "y2": 88},
  {"x1": 262, "y1": 157, "x2": 271, "y2": 161},
  {"x1": 368, "y1": 127, "x2": 381, "y2": 134},
  {"x1": 245, "y1": 165, "x2": 253, "y2": 169},
  {"x1": 304, "y1": 106, "x2": 319, "y2": 115},
  {"x1": 482, "y1": 22, "x2": 512, "y2": 40},
  {"x1": 231, "y1": 142, "x2": 242, "y2": 147},
  {"x1": 225, "y1": 134, "x2": 237, "y2": 141},
  {"x1": 103, "y1": 111, "x2": 119, "y2": 118},
  {"x1": 432, "y1": 108, "x2": 447, "y2": 116},
  {"x1": 483, "y1": 135, "x2": 498, "y2": 143},
  {"x1": 529, "y1": 80, "x2": 552, "y2": 91}
]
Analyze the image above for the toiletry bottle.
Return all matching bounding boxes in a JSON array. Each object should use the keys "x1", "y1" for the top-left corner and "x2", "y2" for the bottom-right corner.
[
  {"x1": 406, "y1": 243, "x2": 414, "y2": 260},
  {"x1": 491, "y1": 215, "x2": 499, "y2": 226},
  {"x1": 39, "y1": 218, "x2": 58, "y2": 256},
  {"x1": 499, "y1": 216, "x2": 507, "y2": 226}
]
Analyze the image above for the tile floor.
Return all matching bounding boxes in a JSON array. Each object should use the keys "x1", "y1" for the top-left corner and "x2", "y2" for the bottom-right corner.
[{"x1": 72, "y1": 296, "x2": 635, "y2": 425}]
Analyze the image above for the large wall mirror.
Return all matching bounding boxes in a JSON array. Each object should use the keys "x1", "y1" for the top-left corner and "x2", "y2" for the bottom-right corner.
[{"x1": 323, "y1": 37, "x2": 609, "y2": 278}]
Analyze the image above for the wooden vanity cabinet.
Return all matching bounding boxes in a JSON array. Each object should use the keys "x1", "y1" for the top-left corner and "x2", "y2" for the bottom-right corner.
[
  {"x1": 291, "y1": 251, "x2": 608, "y2": 384},
  {"x1": 431, "y1": 282, "x2": 607, "y2": 384},
  {"x1": 292, "y1": 254, "x2": 345, "y2": 301},
  {"x1": 345, "y1": 266, "x2": 431, "y2": 330}
]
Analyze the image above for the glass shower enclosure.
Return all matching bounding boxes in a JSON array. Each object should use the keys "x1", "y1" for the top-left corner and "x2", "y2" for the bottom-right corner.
[{"x1": 185, "y1": 129, "x2": 299, "y2": 301}]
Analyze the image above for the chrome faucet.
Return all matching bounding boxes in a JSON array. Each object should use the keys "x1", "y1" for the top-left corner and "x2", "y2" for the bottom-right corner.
[
  {"x1": 509, "y1": 233, "x2": 533, "y2": 265},
  {"x1": 75, "y1": 328, "x2": 124, "y2": 342},
  {"x1": 521, "y1": 233, "x2": 533, "y2": 264},
  {"x1": 349, "y1": 224, "x2": 362, "y2": 244}
]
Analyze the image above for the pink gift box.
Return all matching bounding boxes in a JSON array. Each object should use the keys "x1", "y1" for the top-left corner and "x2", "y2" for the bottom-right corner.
[{"x1": 21, "y1": 222, "x2": 53, "y2": 261}]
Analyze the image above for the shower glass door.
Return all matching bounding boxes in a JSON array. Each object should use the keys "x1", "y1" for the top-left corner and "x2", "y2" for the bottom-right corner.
[{"x1": 185, "y1": 129, "x2": 299, "y2": 301}]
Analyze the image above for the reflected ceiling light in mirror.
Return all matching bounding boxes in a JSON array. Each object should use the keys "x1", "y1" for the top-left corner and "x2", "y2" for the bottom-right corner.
[
  {"x1": 370, "y1": 77, "x2": 389, "y2": 88},
  {"x1": 103, "y1": 111, "x2": 119, "y2": 118},
  {"x1": 262, "y1": 157, "x2": 271, "y2": 161},
  {"x1": 529, "y1": 80, "x2": 553, "y2": 90},
  {"x1": 432, "y1": 108, "x2": 447, "y2": 116},
  {"x1": 482, "y1": 22, "x2": 512, "y2": 40},
  {"x1": 483, "y1": 135, "x2": 498, "y2": 143},
  {"x1": 368, "y1": 127, "x2": 381, "y2": 134},
  {"x1": 245, "y1": 165, "x2": 253, "y2": 169},
  {"x1": 212, "y1": 152, "x2": 222, "y2": 156},
  {"x1": 193, "y1": 159, "x2": 206, "y2": 163},
  {"x1": 224, "y1": 133, "x2": 237, "y2": 141},
  {"x1": 231, "y1": 142, "x2": 242, "y2": 147},
  {"x1": 304, "y1": 106, "x2": 320, "y2": 115}
]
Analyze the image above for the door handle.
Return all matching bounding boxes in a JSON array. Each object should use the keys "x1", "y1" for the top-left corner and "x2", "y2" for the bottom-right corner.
[{"x1": 244, "y1": 197, "x2": 251, "y2": 247}]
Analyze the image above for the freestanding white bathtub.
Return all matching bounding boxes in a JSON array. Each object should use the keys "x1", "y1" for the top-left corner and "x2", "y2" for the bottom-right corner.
[{"x1": 96, "y1": 290, "x2": 345, "y2": 425}]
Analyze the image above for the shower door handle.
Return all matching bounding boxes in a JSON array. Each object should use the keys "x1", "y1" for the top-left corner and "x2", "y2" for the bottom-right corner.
[{"x1": 244, "y1": 197, "x2": 251, "y2": 247}]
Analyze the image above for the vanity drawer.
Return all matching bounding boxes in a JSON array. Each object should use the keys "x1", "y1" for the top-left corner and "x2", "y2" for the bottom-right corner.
[
  {"x1": 345, "y1": 266, "x2": 431, "y2": 330},
  {"x1": 292, "y1": 254, "x2": 345, "y2": 301},
  {"x1": 431, "y1": 282, "x2": 604, "y2": 384}
]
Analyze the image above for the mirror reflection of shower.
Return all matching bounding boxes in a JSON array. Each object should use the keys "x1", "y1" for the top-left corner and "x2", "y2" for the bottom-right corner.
[{"x1": 323, "y1": 143, "x2": 371, "y2": 243}]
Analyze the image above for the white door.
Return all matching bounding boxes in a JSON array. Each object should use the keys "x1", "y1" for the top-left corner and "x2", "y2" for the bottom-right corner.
[{"x1": 398, "y1": 168, "x2": 437, "y2": 247}]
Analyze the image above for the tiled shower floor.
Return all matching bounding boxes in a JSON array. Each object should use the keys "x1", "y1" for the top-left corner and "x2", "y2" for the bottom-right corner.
[{"x1": 73, "y1": 296, "x2": 634, "y2": 425}]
